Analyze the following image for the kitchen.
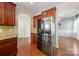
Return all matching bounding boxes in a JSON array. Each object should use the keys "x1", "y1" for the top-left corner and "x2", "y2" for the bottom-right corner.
[{"x1": 0, "y1": 2, "x2": 79, "y2": 56}]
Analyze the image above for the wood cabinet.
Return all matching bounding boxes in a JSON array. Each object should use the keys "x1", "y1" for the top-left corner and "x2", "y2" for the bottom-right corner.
[
  {"x1": 0, "y1": 2, "x2": 16, "y2": 26},
  {"x1": 31, "y1": 33, "x2": 37, "y2": 45},
  {"x1": 0, "y1": 3, "x2": 5, "y2": 25},
  {"x1": 42, "y1": 10, "x2": 48, "y2": 18},
  {"x1": 0, "y1": 37, "x2": 17, "y2": 56},
  {"x1": 42, "y1": 7, "x2": 56, "y2": 18},
  {"x1": 5, "y1": 3, "x2": 16, "y2": 25},
  {"x1": 33, "y1": 7, "x2": 56, "y2": 27},
  {"x1": 32, "y1": 7, "x2": 56, "y2": 46},
  {"x1": 33, "y1": 14, "x2": 42, "y2": 27},
  {"x1": 48, "y1": 7, "x2": 56, "y2": 16}
]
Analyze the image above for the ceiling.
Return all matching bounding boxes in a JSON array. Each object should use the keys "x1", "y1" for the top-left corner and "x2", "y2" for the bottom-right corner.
[
  {"x1": 58, "y1": 9, "x2": 79, "y2": 19},
  {"x1": 14, "y1": 2, "x2": 61, "y2": 14}
]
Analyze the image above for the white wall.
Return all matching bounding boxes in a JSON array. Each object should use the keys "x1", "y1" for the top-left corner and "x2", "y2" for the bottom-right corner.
[
  {"x1": 74, "y1": 16, "x2": 79, "y2": 35},
  {"x1": 56, "y1": 2, "x2": 79, "y2": 37},
  {"x1": 56, "y1": 2, "x2": 79, "y2": 17},
  {"x1": 16, "y1": 4, "x2": 33, "y2": 41},
  {"x1": 59, "y1": 18, "x2": 74, "y2": 30},
  {"x1": 17, "y1": 14, "x2": 30, "y2": 38},
  {"x1": 55, "y1": 2, "x2": 79, "y2": 48},
  {"x1": 58, "y1": 17, "x2": 74, "y2": 37}
]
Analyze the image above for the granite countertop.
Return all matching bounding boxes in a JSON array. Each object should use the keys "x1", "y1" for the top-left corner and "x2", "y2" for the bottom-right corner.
[{"x1": 0, "y1": 31, "x2": 17, "y2": 40}]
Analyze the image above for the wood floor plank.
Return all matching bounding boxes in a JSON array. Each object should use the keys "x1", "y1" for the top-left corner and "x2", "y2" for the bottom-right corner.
[
  {"x1": 16, "y1": 37, "x2": 79, "y2": 56},
  {"x1": 17, "y1": 38, "x2": 47, "y2": 56}
]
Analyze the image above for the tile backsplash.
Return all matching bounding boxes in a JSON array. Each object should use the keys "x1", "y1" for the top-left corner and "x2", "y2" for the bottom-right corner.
[
  {"x1": 0, "y1": 26, "x2": 16, "y2": 32},
  {"x1": 0, "y1": 26, "x2": 17, "y2": 40}
]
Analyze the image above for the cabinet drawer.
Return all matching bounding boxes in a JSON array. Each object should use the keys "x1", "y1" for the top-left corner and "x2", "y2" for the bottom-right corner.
[
  {"x1": 0, "y1": 37, "x2": 17, "y2": 56},
  {"x1": 0, "y1": 37, "x2": 17, "y2": 46},
  {"x1": 0, "y1": 41, "x2": 17, "y2": 56}
]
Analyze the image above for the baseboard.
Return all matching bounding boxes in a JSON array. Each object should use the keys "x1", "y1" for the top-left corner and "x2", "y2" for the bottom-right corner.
[{"x1": 18, "y1": 37, "x2": 29, "y2": 39}]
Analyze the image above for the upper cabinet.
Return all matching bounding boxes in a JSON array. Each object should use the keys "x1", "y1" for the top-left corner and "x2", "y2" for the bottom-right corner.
[
  {"x1": 42, "y1": 7, "x2": 56, "y2": 18},
  {"x1": 0, "y1": 2, "x2": 16, "y2": 26},
  {"x1": 42, "y1": 10, "x2": 48, "y2": 18},
  {"x1": 33, "y1": 14, "x2": 42, "y2": 27},
  {"x1": 5, "y1": 3, "x2": 16, "y2": 26},
  {"x1": 33, "y1": 7, "x2": 56, "y2": 27},
  {"x1": 0, "y1": 3, "x2": 5, "y2": 25}
]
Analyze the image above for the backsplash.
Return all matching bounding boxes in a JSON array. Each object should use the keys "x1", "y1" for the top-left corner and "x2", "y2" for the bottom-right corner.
[
  {"x1": 0, "y1": 26, "x2": 16, "y2": 32},
  {"x1": 0, "y1": 26, "x2": 17, "y2": 40}
]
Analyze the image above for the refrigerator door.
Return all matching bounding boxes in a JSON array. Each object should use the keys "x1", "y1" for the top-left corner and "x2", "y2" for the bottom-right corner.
[
  {"x1": 41, "y1": 17, "x2": 51, "y2": 55},
  {"x1": 37, "y1": 16, "x2": 55, "y2": 56}
]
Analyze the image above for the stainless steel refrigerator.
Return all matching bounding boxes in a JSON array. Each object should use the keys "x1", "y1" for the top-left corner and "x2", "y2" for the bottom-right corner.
[{"x1": 37, "y1": 17, "x2": 55, "y2": 56}]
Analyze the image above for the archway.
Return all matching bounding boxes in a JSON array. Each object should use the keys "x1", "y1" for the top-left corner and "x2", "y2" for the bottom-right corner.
[{"x1": 17, "y1": 13, "x2": 31, "y2": 42}]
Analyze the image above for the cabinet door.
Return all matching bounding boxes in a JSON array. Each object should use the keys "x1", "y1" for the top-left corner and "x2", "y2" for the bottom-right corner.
[
  {"x1": 31, "y1": 33, "x2": 37, "y2": 45},
  {"x1": 0, "y1": 3, "x2": 4, "y2": 25},
  {"x1": 5, "y1": 3, "x2": 16, "y2": 26},
  {"x1": 42, "y1": 7, "x2": 56, "y2": 18},
  {"x1": 42, "y1": 10, "x2": 48, "y2": 18},
  {"x1": 33, "y1": 15, "x2": 42, "y2": 27},
  {"x1": 33, "y1": 16, "x2": 37, "y2": 27},
  {"x1": 31, "y1": 33, "x2": 36, "y2": 44},
  {"x1": 48, "y1": 7, "x2": 56, "y2": 16},
  {"x1": 0, "y1": 37, "x2": 17, "y2": 56}
]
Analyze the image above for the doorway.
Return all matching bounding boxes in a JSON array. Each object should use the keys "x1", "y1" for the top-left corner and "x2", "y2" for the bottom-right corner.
[{"x1": 17, "y1": 13, "x2": 31, "y2": 42}]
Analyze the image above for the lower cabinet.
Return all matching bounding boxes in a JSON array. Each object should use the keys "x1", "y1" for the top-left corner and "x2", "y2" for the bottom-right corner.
[
  {"x1": 0, "y1": 37, "x2": 17, "y2": 56},
  {"x1": 31, "y1": 33, "x2": 37, "y2": 45}
]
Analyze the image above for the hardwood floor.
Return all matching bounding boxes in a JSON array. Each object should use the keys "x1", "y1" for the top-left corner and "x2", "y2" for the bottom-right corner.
[
  {"x1": 57, "y1": 36, "x2": 79, "y2": 56},
  {"x1": 16, "y1": 37, "x2": 79, "y2": 56},
  {"x1": 16, "y1": 38, "x2": 47, "y2": 56}
]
